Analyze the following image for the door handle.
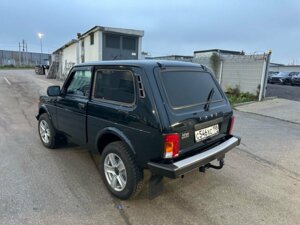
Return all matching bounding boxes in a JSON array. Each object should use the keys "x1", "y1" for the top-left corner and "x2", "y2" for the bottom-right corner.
[{"x1": 78, "y1": 103, "x2": 86, "y2": 110}]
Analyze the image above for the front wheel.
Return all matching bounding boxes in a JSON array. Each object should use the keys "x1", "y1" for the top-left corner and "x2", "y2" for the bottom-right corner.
[
  {"x1": 100, "y1": 141, "x2": 143, "y2": 200},
  {"x1": 38, "y1": 113, "x2": 56, "y2": 148}
]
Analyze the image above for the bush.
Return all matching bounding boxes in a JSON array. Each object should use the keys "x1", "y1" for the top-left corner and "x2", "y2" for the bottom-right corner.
[
  {"x1": 210, "y1": 53, "x2": 220, "y2": 74},
  {"x1": 226, "y1": 85, "x2": 240, "y2": 96},
  {"x1": 225, "y1": 85, "x2": 257, "y2": 105}
]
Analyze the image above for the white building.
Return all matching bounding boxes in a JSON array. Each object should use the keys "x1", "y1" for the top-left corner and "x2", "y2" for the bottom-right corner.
[{"x1": 51, "y1": 26, "x2": 144, "y2": 80}]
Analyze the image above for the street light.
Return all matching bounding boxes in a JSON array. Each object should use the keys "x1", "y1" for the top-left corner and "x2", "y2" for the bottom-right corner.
[{"x1": 37, "y1": 32, "x2": 44, "y2": 64}]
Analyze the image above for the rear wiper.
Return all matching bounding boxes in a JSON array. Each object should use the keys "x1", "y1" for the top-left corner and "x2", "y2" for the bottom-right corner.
[{"x1": 204, "y1": 88, "x2": 215, "y2": 111}]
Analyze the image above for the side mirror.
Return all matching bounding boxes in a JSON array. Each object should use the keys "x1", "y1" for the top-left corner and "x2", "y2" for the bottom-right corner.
[{"x1": 47, "y1": 85, "x2": 61, "y2": 96}]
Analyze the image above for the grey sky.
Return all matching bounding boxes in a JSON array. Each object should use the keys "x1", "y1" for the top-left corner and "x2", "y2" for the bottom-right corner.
[{"x1": 0, "y1": 0, "x2": 299, "y2": 64}]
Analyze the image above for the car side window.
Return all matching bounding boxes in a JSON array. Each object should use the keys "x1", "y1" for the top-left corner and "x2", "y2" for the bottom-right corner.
[
  {"x1": 93, "y1": 69, "x2": 135, "y2": 105},
  {"x1": 66, "y1": 70, "x2": 92, "y2": 97}
]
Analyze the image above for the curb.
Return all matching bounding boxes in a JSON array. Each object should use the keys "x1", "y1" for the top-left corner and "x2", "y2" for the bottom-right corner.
[
  {"x1": 234, "y1": 110, "x2": 300, "y2": 125},
  {"x1": 232, "y1": 101, "x2": 257, "y2": 108},
  {"x1": 232, "y1": 97, "x2": 279, "y2": 109}
]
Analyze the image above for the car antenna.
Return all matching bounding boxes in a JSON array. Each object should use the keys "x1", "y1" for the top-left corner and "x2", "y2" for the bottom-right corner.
[{"x1": 201, "y1": 65, "x2": 207, "y2": 71}]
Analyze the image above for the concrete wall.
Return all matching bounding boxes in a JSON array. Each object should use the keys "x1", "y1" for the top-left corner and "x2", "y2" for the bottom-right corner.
[
  {"x1": 61, "y1": 43, "x2": 77, "y2": 79},
  {"x1": 98, "y1": 31, "x2": 103, "y2": 61},
  {"x1": 193, "y1": 53, "x2": 270, "y2": 97},
  {"x1": 194, "y1": 52, "x2": 214, "y2": 58},
  {"x1": 81, "y1": 31, "x2": 101, "y2": 62},
  {"x1": 221, "y1": 55, "x2": 265, "y2": 95},
  {"x1": 192, "y1": 56, "x2": 217, "y2": 77},
  {"x1": 137, "y1": 37, "x2": 143, "y2": 60}
]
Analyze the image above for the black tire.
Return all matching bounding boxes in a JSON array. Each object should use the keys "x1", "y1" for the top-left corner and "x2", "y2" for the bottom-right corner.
[
  {"x1": 38, "y1": 113, "x2": 56, "y2": 149},
  {"x1": 100, "y1": 141, "x2": 144, "y2": 200}
]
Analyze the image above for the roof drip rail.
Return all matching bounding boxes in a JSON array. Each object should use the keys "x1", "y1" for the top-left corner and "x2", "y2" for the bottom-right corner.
[{"x1": 157, "y1": 62, "x2": 166, "y2": 70}]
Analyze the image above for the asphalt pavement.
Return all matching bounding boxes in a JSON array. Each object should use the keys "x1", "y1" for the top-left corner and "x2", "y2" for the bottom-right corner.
[
  {"x1": 236, "y1": 98, "x2": 300, "y2": 124},
  {"x1": 266, "y1": 83, "x2": 300, "y2": 101},
  {"x1": 0, "y1": 70, "x2": 299, "y2": 225}
]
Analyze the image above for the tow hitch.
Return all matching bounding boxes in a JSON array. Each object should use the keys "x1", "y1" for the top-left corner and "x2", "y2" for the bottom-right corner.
[{"x1": 199, "y1": 159, "x2": 224, "y2": 173}]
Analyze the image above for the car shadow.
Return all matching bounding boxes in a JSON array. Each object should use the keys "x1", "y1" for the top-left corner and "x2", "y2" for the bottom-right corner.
[{"x1": 53, "y1": 141, "x2": 86, "y2": 152}]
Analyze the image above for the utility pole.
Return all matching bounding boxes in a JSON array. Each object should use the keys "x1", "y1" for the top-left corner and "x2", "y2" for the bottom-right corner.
[
  {"x1": 22, "y1": 40, "x2": 25, "y2": 65},
  {"x1": 18, "y1": 42, "x2": 21, "y2": 66},
  {"x1": 25, "y1": 43, "x2": 28, "y2": 65}
]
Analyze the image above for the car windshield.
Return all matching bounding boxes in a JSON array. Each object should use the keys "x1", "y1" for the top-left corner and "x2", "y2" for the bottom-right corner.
[
  {"x1": 275, "y1": 72, "x2": 289, "y2": 77},
  {"x1": 159, "y1": 70, "x2": 224, "y2": 109}
]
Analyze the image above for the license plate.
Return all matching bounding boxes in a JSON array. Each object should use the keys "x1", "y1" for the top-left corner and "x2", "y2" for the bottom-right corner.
[{"x1": 195, "y1": 124, "x2": 219, "y2": 142}]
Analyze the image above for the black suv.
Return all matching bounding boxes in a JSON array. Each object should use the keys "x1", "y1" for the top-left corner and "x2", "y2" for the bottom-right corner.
[
  {"x1": 269, "y1": 72, "x2": 293, "y2": 85},
  {"x1": 36, "y1": 60, "x2": 240, "y2": 199}
]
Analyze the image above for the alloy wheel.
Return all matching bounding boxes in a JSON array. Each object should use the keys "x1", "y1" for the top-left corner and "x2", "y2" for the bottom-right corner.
[
  {"x1": 104, "y1": 153, "x2": 127, "y2": 191},
  {"x1": 39, "y1": 120, "x2": 51, "y2": 144}
]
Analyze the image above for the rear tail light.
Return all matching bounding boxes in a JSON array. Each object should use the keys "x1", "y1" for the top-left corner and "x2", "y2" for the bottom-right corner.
[
  {"x1": 163, "y1": 133, "x2": 180, "y2": 158},
  {"x1": 228, "y1": 116, "x2": 235, "y2": 135}
]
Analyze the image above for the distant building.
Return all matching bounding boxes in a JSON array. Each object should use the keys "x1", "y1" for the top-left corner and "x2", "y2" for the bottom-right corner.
[
  {"x1": 149, "y1": 55, "x2": 193, "y2": 62},
  {"x1": 194, "y1": 49, "x2": 244, "y2": 58},
  {"x1": 0, "y1": 50, "x2": 50, "y2": 66},
  {"x1": 51, "y1": 25, "x2": 144, "y2": 80},
  {"x1": 269, "y1": 63, "x2": 300, "y2": 73}
]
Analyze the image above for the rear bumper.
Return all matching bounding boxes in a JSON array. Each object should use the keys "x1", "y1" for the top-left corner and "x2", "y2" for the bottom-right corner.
[{"x1": 148, "y1": 136, "x2": 241, "y2": 179}]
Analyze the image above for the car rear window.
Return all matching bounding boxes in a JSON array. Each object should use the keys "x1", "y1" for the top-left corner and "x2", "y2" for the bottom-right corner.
[{"x1": 160, "y1": 70, "x2": 223, "y2": 109}]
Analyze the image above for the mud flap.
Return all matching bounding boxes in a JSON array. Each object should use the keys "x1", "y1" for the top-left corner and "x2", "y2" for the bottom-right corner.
[{"x1": 149, "y1": 174, "x2": 164, "y2": 199}]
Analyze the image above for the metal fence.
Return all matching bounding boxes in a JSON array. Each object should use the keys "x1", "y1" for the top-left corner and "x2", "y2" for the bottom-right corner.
[{"x1": 0, "y1": 50, "x2": 50, "y2": 66}]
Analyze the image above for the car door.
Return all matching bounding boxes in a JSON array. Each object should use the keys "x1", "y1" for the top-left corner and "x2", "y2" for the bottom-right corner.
[
  {"x1": 86, "y1": 67, "x2": 138, "y2": 151},
  {"x1": 56, "y1": 67, "x2": 92, "y2": 145}
]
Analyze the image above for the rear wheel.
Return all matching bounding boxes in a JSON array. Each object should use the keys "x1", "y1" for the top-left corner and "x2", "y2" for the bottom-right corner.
[
  {"x1": 100, "y1": 141, "x2": 143, "y2": 200},
  {"x1": 38, "y1": 113, "x2": 56, "y2": 148}
]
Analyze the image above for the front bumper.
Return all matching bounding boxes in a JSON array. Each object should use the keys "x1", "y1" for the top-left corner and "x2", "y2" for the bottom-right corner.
[{"x1": 148, "y1": 136, "x2": 241, "y2": 179}]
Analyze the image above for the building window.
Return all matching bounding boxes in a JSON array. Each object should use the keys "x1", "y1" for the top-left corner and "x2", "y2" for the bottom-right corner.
[
  {"x1": 122, "y1": 37, "x2": 136, "y2": 51},
  {"x1": 106, "y1": 34, "x2": 120, "y2": 49},
  {"x1": 81, "y1": 40, "x2": 84, "y2": 48},
  {"x1": 90, "y1": 33, "x2": 94, "y2": 45}
]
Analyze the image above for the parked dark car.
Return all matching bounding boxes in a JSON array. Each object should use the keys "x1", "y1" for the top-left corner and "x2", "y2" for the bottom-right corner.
[
  {"x1": 267, "y1": 71, "x2": 279, "y2": 83},
  {"x1": 35, "y1": 65, "x2": 49, "y2": 75},
  {"x1": 269, "y1": 72, "x2": 293, "y2": 85},
  {"x1": 291, "y1": 73, "x2": 300, "y2": 85},
  {"x1": 36, "y1": 60, "x2": 240, "y2": 199}
]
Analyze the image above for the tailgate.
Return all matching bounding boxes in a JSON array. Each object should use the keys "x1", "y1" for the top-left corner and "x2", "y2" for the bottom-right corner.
[{"x1": 154, "y1": 67, "x2": 233, "y2": 155}]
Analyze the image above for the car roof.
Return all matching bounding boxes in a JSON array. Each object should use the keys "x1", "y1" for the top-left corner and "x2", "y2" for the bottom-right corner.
[{"x1": 74, "y1": 60, "x2": 203, "y2": 69}]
